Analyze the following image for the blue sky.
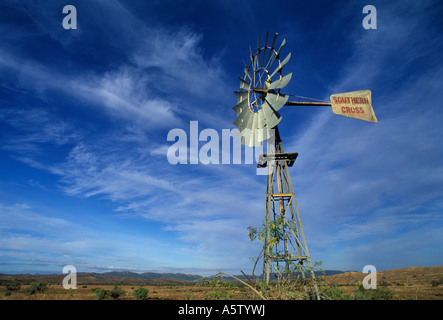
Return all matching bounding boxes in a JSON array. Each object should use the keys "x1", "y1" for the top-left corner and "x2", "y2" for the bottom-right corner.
[{"x1": 0, "y1": 0, "x2": 442, "y2": 275}]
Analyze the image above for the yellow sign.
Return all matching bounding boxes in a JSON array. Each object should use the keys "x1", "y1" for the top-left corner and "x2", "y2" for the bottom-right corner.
[{"x1": 330, "y1": 90, "x2": 377, "y2": 123}]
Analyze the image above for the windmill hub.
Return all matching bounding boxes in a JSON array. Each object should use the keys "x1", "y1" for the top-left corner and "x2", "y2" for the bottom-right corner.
[{"x1": 232, "y1": 33, "x2": 292, "y2": 147}]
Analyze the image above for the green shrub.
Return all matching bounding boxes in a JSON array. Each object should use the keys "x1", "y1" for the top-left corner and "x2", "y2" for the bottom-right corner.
[
  {"x1": 91, "y1": 286, "x2": 125, "y2": 300},
  {"x1": 133, "y1": 287, "x2": 149, "y2": 300},
  {"x1": 5, "y1": 283, "x2": 21, "y2": 291},
  {"x1": 322, "y1": 281, "x2": 346, "y2": 300},
  {"x1": 431, "y1": 278, "x2": 443, "y2": 287},
  {"x1": 28, "y1": 282, "x2": 47, "y2": 295},
  {"x1": 91, "y1": 288, "x2": 109, "y2": 300},
  {"x1": 353, "y1": 285, "x2": 394, "y2": 300},
  {"x1": 109, "y1": 285, "x2": 125, "y2": 300},
  {"x1": 3, "y1": 283, "x2": 21, "y2": 297}
]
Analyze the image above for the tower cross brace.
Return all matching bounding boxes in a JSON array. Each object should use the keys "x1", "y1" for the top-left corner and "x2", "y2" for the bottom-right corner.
[{"x1": 259, "y1": 126, "x2": 320, "y2": 300}]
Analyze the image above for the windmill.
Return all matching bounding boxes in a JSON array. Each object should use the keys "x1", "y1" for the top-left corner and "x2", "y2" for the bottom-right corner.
[{"x1": 232, "y1": 33, "x2": 377, "y2": 300}]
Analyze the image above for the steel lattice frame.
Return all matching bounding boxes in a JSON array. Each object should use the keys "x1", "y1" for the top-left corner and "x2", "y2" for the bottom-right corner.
[
  {"x1": 233, "y1": 33, "x2": 319, "y2": 299},
  {"x1": 233, "y1": 32, "x2": 377, "y2": 300},
  {"x1": 262, "y1": 128, "x2": 319, "y2": 300}
]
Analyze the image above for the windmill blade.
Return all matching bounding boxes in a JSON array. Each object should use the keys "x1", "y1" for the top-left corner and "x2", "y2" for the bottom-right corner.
[
  {"x1": 255, "y1": 112, "x2": 270, "y2": 142},
  {"x1": 250, "y1": 52, "x2": 257, "y2": 72},
  {"x1": 251, "y1": 110, "x2": 258, "y2": 133},
  {"x1": 254, "y1": 109, "x2": 270, "y2": 142},
  {"x1": 244, "y1": 65, "x2": 252, "y2": 81},
  {"x1": 234, "y1": 90, "x2": 249, "y2": 104},
  {"x1": 232, "y1": 97, "x2": 248, "y2": 116},
  {"x1": 244, "y1": 109, "x2": 256, "y2": 134},
  {"x1": 250, "y1": 112, "x2": 258, "y2": 132},
  {"x1": 265, "y1": 92, "x2": 289, "y2": 111},
  {"x1": 256, "y1": 108, "x2": 265, "y2": 130},
  {"x1": 235, "y1": 109, "x2": 270, "y2": 147},
  {"x1": 267, "y1": 38, "x2": 286, "y2": 71},
  {"x1": 243, "y1": 133, "x2": 263, "y2": 147},
  {"x1": 264, "y1": 33, "x2": 278, "y2": 70},
  {"x1": 251, "y1": 112, "x2": 263, "y2": 146},
  {"x1": 270, "y1": 33, "x2": 278, "y2": 50},
  {"x1": 277, "y1": 38, "x2": 286, "y2": 54},
  {"x1": 261, "y1": 101, "x2": 282, "y2": 129},
  {"x1": 268, "y1": 73, "x2": 292, "y2": 90},
  {"x1": 243, "y1": 112, "x2": 258, "y2": 147},
  {"x1": 239, "y1": 76, "x2": 249, "y2": 90},
  {"x1": 260, "y1": 32, "x2": 269, "y2": 67},
  {"x1": 233, "y1": 104, "x2": 253, "y2": 131},
  {"x1": 257, "y1": 35, "x2": 260, "y2": 53},
  {"x1": 269, "y1": 52, "x2": 291, "y2": 79},
  {"x1": 240, "y1": 113, "x2": 267, "y2": 147}
]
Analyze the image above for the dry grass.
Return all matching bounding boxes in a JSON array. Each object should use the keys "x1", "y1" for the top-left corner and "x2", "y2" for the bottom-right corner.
[
  {"x1": 317, "y1": 265, "x2": 443, "y2": 300},
  {"x1": 0, "y1": 284, "x2": 230, "y2": 300},
  {"x1": 1, "y1": 265, "x2": 442, "y2": 300}
]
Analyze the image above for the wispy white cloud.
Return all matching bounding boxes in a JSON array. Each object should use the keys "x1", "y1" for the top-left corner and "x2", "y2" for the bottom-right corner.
[
  {"x1": 0, "y1": 49, "x2": 183, "y2": 131},
  {"x1": 0, "y1": 108, "x2": 81, "y2": 154},
  {"x1": 132, "y1": 27, "x2": 228, "y2": 99},
  {"x1": 0, "y1": 19, "x2": 230, "y2": 132},
  {"x1": 0, "y1": 203, "x2": 71, "y2": 234},
  {"x1": 71, "y1": 66, "x2": 183, "y2": 130}
]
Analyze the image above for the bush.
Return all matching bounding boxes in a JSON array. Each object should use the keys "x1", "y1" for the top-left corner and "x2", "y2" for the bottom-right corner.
[
  {"x1": 5, "y1": 283, "x2": 21, "y2": 291},
  {"x1": 321, "y1": 281, "x2": 346, "y2": 300},
  {"x1": 431, "y1": 278, "x2": 443, "y2": 287},
  {"x1": 91, "y1": 286, "x2": 125, "y2": 300},
  {"x1": 133, "y1": 287, "x2": 149, "y2": 300},
  {"x1": 109, "y1": 285, "x2": 125, "y2": 300},
  {"x1": 3, "y1": 283, "x2": 21, "y2": 297},
  {"x1": 28, "y1": 282, "x2": 47, "y2": 295},
  {"x1": 353, "y1": 285, "x2": 394, "y2": 300},
  {"x1": 92, "y1": 288, "x2": 110, "y2": 300}
]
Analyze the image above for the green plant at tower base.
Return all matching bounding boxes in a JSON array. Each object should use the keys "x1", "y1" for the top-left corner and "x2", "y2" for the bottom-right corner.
[{"x1": 247, "y1": 221, "x2": 319, "y2": 300}]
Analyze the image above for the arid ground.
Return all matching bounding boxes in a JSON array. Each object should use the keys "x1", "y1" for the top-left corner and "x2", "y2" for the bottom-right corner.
[{"x1": 1, "y1": 265, "x2": 442, "y2": 300}]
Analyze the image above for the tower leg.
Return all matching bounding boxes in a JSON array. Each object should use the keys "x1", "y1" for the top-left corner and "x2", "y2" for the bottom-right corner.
[{"x1": 261, "y1": 126, "x2": 320, "y2": 300}]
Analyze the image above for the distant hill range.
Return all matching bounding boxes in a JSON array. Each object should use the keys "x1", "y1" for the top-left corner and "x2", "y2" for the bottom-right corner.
[
  {"x1": 101, "y1": 271, "x2": 202, "y2": 281},
  {"x1": 0, "y1": 269, "x2": 347, "y2": 285},
  {"x1": 101, "y1": 269, "x2": 346, "y2": 280}
]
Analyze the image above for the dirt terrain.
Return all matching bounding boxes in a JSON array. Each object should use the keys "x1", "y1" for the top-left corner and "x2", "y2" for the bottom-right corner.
[
  {"x1": 318, "y1": 265, "x2": 443, "y2": 300},
  {"x1": 1, "y1": 265, "x2": 442, "y2": 300}
]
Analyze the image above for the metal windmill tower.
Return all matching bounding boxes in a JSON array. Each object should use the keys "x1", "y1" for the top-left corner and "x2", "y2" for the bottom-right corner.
[{"x1": 232, "y1": 33, "x2": 377, "y2": 300}]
